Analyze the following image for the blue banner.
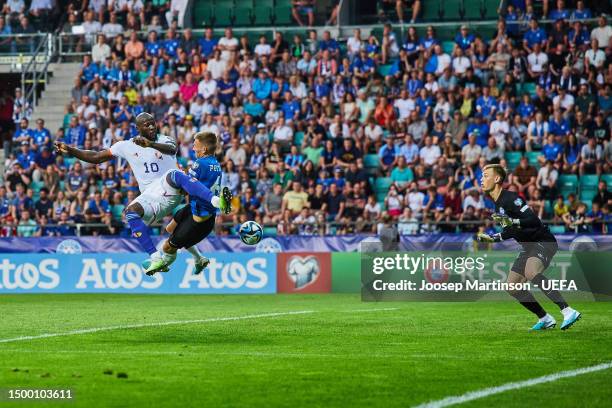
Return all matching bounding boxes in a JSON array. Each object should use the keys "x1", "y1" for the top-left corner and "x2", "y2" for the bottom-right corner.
[
  {"x1": 0, "y1": 253, "x2": 277, "y2": 294},
  {"x1": 0, "y1": 234, "x2": 610, "y2": 254}
]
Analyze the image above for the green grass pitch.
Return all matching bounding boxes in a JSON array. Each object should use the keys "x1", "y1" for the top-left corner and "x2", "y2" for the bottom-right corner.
[{"x1": 1, "y1": 294, "x2": 611, "y2": 407}]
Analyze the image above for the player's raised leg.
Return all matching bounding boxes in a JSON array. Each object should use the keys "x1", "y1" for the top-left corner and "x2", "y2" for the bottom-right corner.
[{"x1": 524, "y1": 255, "x2": 581, "y2": 331}]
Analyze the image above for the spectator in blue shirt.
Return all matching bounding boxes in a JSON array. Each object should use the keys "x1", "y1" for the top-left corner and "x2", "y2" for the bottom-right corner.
[
  {"x1": 455, "y1": 25, "x2": 475, "y2": 51},
  {"x1": 318, "y1": 30, "x2": 339, "y2": 58},
  {"x1": 284, "y1": 145, "x2": 304, "y2": 171},
  {"x1": 80, "y1": 55, "x2": 99, "y2": 85},
  {"x1": 162, "y1": 29, "x2": 179, "y2": 61},
  {"x1": 30, "y1": 118, "x2": 50, "y2": 150},
  {"x1": 253, "y1": 70, "x2": 272, "y2": 101},
  {"x1": 548, "y1": 110, "x2": 570, "y2": 136},
  {"x1": 571, "y1": 1, "x2": 592, "y2": 20},
  {"x1": 17, "y1": 142, "x2": 36, "y2": 172},
  {"x1": 505, "y1": 5, "x2": 520, "y2": 38},
  {"x1": 548, "y1": 0, "x2": 570, "y2": 20},
  {"x1": 13, "y1": 118, "x2": 33, "y2": 144},
  {"x1": 281, "y1": 92, "x2": 300, "y2": 122},
  {"x1": 314, "y1": 76, "x2": 331, "y2": 99},
  {"x1": 87, "y1": 191, "x2": 110, "y2": 221},
  {"x1": 475, "y1": 87, "x2": 498, "y2": 119},
  {"x1": 517, "y1": 94, "x2": 535, "y2": 119},
  {"x1": 419, "y1": 26, "x2": 438, "y2": 51},
  {"x1": 568, "y1": 21, "x2": 590, "y2": 47},
  {"x1": 217, "y1": 71, "x2": 236, "y2": 107},
  {"x1": 65, "y1": 116, "x2": 86, "y2": 148},
  {"x1": 467, "y1": 115, "x2": 490, "y2": 146},
  {"x1": 112, "y1": 96, "x2": 133, "y2": 123},
  {"x1": 523, "y1": 19, "x2": 547, "y2": 52},
  {"x1": 198, "y1": 27, "x2": 217, "y2": 58},
  {"x1": 539, "y1": 134, "x2": 563, "y2": 165},
  {"x1": 34, "y1": 147, "x2": 56, "y2": 171},
  {"x1": 145, "y1": 30, "x2": 161, "y2": 59},
  {"x1": 378, "y1": 137, "x2": 399, "y2": 175}
]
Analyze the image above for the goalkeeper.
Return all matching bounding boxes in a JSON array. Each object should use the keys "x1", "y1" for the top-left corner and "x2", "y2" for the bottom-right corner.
[{"x1": 477, "y1": 164, "x2": 581, "y2": 331}]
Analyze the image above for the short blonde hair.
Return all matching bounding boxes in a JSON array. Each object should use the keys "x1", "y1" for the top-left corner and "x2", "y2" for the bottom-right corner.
[{"x1": 194, "y1": 132, "x2": 218, "y2": 153}]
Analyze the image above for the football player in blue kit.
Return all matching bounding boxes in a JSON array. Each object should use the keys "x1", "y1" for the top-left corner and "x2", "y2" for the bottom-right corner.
[{"x1": 144, "y1": 131, "x2": 231, "y2": 275}]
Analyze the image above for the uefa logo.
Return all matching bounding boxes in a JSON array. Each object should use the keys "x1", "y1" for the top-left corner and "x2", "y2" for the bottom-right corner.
[
  {"x1": 56, "y1": 239, "x2": 83, "y2": 254},
  {"x1": 255, "y1": 237, "x2": 283, "y2": 253}
]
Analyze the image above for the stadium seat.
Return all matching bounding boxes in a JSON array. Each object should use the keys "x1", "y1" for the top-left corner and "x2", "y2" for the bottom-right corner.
[
  {"x1": 214, "y1": 0, "x2": 234, "y2": 26},
  {"x1": 194, "y1": 2, "x2": 214, "y2": 26},
  {"x1": 294, "y1": 131, "x2": 305, "y2": 147},
  {"x1": 64, "y1": 157, "x2": 76, "y2": 168},
  {"x1": 543, "y1": 200, "x2": 552, "y2": 218},
  {"x1": 234, "y1": 0, "x2": 254, "y2": 26},
  {"x1": 254, "y1": 0, "x2": 274, "y2": 25},
  {"x1": 525, "y1": 151, "x2": 540, "y2": 168},
  {"x1": 484, "y1": 0, "x2": 501, "y2": 19},
  {"x1": 523, "y1": 82, "x2": 537, "y2": 96},
  {"x1": 441, "y1": 41, "x2": 455, "y2": 55},
  {"x1": 422, "y1": 0, "x2": 443, "y2": 21},
  {"x1": 580, "y1": 174, "x2": 599, "y2": 191},
  {"x1": 549, "y1": 225, "x2": 565, "y2": 234},
  {"x1": 30, "y1": 181, "x2": 44, "y2": 193},
  {"x1": 275, "y1": 4, "x2": 293, "y2": 25},
  {"x1": 464, "y1": 0, "x2": 485, "y2": 20},
  {"x1": 364, "y1": 154, "x2": 379, "y2": 168},
  {"x1": 580, "y1": 190, "x2": 597, "y2": 202},
  {"x1": 505, "y1": 152, "x2": 522, "y2": 171},
  {"x1": 583, "y1": 199, "x2": 592, "y2": 212},
  {"x1": 559, "y1": 174, "x2": 578, "y2": 198},
  {"x1": 375, "y1": 177, "x2": 392, "y2": 192},
  {"x1": 112, "y1": 204, "x2": 125, "y2": 221},
  {"x1": 377, "y1": 64, "x2": 393, "y2": 77},
  {"x1": 364, "y1": 154, "x2": 380, "y2": 176},
  {"x1": 263, "y1": 226, "x2": 277, "y2": 236}
]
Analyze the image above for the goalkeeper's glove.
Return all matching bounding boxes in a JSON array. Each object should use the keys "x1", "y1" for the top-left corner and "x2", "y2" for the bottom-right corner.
[
  {"x1": 492, "y1": 213, "x2": 518, "y2": 228},
  {"x1": 477, "y1": 232, "x2": 502, "y2": 243}
]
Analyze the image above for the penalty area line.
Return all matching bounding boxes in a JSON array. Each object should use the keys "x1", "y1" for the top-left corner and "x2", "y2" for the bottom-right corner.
[
  {"x1": 0, "y1": 310, "x2": 314, "y2": 344},
  {"x1": 413, "y1": 361, "x2": 612, "y2": 408}
]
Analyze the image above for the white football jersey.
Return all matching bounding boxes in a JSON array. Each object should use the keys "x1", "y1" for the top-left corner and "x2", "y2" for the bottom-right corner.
[{"x1": 109, "y1": 134, "x2": 178, "y2": 192}]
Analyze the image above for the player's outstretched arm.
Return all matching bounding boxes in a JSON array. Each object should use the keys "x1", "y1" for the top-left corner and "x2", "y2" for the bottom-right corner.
[
  {"x1": 132, "y1": 136, "x2": 177, "y2": 156},
  {"x1": 54, "y1": 141, "x2": 113, "y2": 164}
]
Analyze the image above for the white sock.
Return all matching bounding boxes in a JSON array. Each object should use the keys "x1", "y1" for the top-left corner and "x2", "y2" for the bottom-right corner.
[
  {"x1": 186, "y1": 245, "x2": 202, "y2": 259},
  {"x1": 561, "y1": 307, "x2": 574, "y2": 318},
  {"x1": 539, "y1": 313, "x2": 554, "y2": 322},
  {"x1": 211, "y1": 196, "x2": 220, "y2": 208}
]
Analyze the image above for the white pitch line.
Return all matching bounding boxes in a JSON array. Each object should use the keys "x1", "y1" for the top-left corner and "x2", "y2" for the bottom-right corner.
[
  {"x1": 413, "y1": 361, "x2": 612, "y2": 408},
  {"x1": 0, "y1": 310, "x2": 314, "y2": 344},
  {"x1": 348, "y1": 308, "x2": 400, "y2": 312}
]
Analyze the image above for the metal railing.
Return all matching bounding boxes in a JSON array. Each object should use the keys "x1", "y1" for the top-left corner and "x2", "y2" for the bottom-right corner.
[{"x1": 19, "y1": 33, "x2": 54, "y2": 109}]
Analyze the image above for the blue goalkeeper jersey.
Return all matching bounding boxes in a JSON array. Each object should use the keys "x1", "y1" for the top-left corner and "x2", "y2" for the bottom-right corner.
[{"x1": 188, "y1": 155, "x2": 222, "y2": 217}]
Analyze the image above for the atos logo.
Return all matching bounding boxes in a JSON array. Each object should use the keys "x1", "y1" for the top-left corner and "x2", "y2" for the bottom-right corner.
[
  {"x1": 0, "y1": 259, "x2": 60, "y2": 289},
  {"x1": 287, "y1": 256, "x2": 320, "y2": 289},
  {"x1": 76, "y1": 258, "x2": 163, "y2": 289},
  {"x1": 179, "y1": 257, "x2": 269, "y2": 289}
]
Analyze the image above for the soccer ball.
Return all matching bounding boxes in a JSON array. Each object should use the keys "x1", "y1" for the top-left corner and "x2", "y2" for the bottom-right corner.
[{"x1": 239, "y1": 221, "x2": 263, "y2": 245}]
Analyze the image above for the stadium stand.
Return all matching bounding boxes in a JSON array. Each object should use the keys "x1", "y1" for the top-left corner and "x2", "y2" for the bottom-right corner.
[{"x1": 0, "y1": 0, "x2": 610, "y2": 238}]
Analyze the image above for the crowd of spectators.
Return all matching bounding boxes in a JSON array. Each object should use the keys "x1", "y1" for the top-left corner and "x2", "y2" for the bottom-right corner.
[{"x1": 1, "y1": 0, "x2": 612, "y2": 237}]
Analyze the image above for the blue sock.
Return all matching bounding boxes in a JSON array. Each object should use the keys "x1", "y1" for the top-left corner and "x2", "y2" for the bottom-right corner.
[
  {"x1": 168, "y1": 170, "x2": 214, "y2": 203},
  {"x1": 126, "y1": 211, "x2": 156, "y2": 255}
]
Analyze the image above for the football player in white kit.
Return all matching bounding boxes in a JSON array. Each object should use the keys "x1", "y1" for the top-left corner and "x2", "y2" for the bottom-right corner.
[{"x1": 55, "y1": 113, "x2": 212, "y2": 273}]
